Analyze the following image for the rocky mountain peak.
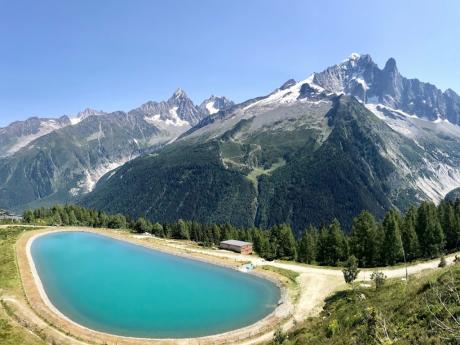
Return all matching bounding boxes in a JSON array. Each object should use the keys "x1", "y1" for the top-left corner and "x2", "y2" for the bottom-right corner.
[
  {"x1": 383, "y1": 57, "x2": 398, "y2": 73},
  {"x1": 342, "y1": 53, "x2": 375, "y2": 67},
  {"x1": 71, "y1": 108, "x2": 106, "y2": 125},
  {"x1": 199, "y1": 95, "x2": 234, "y2": 115},
  {"x1": 133, "y1": 89, "x2": 205, "y2": 127},
  {"x1": 311, "y1": 53, "x2": 376, "y2": 98},
  {"x1": 444, "y1": 88, "x2": 458, "y2": 97},
  {"x1": 77, "y1": 108, "x2": 105, "y2": 118},
  {"x1": 348, "y1": 52, "x2": 361, "y2": 60},
  {"x1": 171, "y1": 88, "x2": 187, "y2": 100},
  {"x1": 167, "y1": 88, "x2": 195, "y2": 107},
  {"x1": 309, "y1": 53, "x2": 460, "y2": 125},
  {"x1": 280, "y1": 79, "x2": 297, "y2": 90}
]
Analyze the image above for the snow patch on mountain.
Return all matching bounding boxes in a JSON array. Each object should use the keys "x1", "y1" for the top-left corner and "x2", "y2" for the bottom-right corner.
[
  {"x1": 70, "y1": 108, "x2": 106, "y2": 125},
  {"x1": 349, "y1": 52, "x2": 361, "y2": 60},
  {"x1": 167, "y1": 107, "x2": 189, "y2": 126},
  {"x1": 414, "y1": 162, "x2": 460, "y2": 203},
  {"x1": 6, "y1": 120, "x2": 64, "y2": 155},
  {"x1": 205, "y1": 101, "x2": 219, "y2": 114},
  {"x1": 354, "y1": 77, "x2": 369, "y2": 91},
  {"x1": 143, "y1": 109, "x2": 189, "y2": 128},
  {"x1": 245, "y1": 76, "x2": 324, "y2": 110},
  {"x1": 70, "y1": 155, "x2": 136, "y2": 196},
  {"x1": 70, "y1": 117, "x2": 82, "y2": 125},
  {"x1": 305, "y1": 74, "x2": 326, "y2": 93}
]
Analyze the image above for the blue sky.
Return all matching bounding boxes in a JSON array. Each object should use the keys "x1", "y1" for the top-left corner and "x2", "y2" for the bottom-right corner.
[{"x1": 0, "y1": 0, "x2": 459, "y2": 126}]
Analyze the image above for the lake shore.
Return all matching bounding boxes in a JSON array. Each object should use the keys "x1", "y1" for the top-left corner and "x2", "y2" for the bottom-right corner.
[
  {"x1": 11, "y1": 225, "x2": 459, "y2": 345},
  {"x1": 16, "y1": 227, "x2": 294, "y2": 345}
]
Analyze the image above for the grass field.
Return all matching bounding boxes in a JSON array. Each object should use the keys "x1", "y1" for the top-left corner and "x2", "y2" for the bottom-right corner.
[{"x1": 0, "y1": 226, "x2": 45, "y2": 345}]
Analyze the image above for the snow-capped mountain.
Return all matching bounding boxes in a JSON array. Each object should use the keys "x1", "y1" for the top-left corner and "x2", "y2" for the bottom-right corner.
[
  {"x1": 130, "y1": 89, "x2": 202, "y2": 139},
  {"x1": 83, "y1": 54, "x2": 460, "y2": 233},
  {"x1": 0, "y1": 90, "x2": 233, "y2": 210},
  {"x1": 70, "y1": 108, "x2": 106, "y2": 125},
  {"x1": 0, "y1": 116, "x2": 71, "y2": 157},
  {"x1": 199, "y1": 95, "x2": 234, "y2": 115},
  {"x1": 311, "y1": 53, "x2": 460, "y2": 124},
  {"x1": 132, "y1": 89, "x2": 203, "y2": 127},
  {"x1": 3, "y1": 53, "x2": 460, "y2": 232},
  {"x1": 0, "y1": 108, "x2": 106, "y2": 157}
]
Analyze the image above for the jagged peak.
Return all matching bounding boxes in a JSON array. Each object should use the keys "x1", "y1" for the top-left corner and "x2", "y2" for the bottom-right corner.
[
  {"x1": 383, "y1": 57, "x2": 398, "y2": 73},
  {"x1": 172, "y1": 88, "x2": 187, "y2": 99},
  {"x1": 201, "y1": 95, "x2": 232, "y2": 104},
  {"x1": 280, "y1": 79, "x2": 296, "y2": 90},
  {"x1": 202, "y1": 94, "x2": 218, "y2": 102},
  {"x1": 340, "y1": 53, "x2": 374, "y2": 65},
  {"x1": 77, "y1": 108, "x2": 105, "y2": 117},
  {"x1": 444, "y1": 88, "x2": 458, "y2": 97},
  {"x1": 199, "y1": 95, "x2": 234, "y2": 115},
  {"x1": 348, "y1": 52, "x2": 361, "y2": 60}
]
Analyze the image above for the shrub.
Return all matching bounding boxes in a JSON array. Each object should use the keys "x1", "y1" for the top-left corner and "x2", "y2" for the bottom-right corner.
[
  {"x1": 273, "y1": 327, "x2": 286, "y2": 344},
  {"x1": 342, "y1": 255, "x2": 360, "y2": 285},
  {"x1": 370, "y1": 271, "x2": 386, "y2": 290},
  {"x1": 439, "y1": 256, "x2": 447, "y2": 268},
  {"x1": 327, "y1": 319, "x2": 339, "y2": 337}
]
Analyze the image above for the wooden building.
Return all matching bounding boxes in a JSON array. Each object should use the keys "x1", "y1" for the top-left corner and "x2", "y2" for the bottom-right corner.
[{"x1": 219, "y1": 240, "x2": 253, "y2": 254}]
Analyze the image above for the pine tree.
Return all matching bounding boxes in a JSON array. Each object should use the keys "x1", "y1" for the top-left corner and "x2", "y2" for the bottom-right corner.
[
  {"x1": 324, "y1": 219, "x2": 347, "y2": 266},
  {"x1": 210, "y1": 224, "x2": 221, "y2": 244},
  {"x1": 439, "y1": 202, "x2": 459, "y2": 251},
  {"x1": 61, "y1": 211, "x2": 70, "y2": 225},
  {"x1": 108, "y1": 214, "x2": 127, "y2": 229},
  {"x1": 416, "y1": 202, "x2": 445, "y2": 258},
  {"x1": 349, "y1": 211, "x2": 381, "y2": 267},
  {"x1": 97, "y1": 211, "x2": 109, "y2": 228},
  {"x1": 316, "y1": 226, "x2": 329, "y2": 265},
  {"x1": 401, "y1": 206, "x2": 420, "y2": 261},
  {"x1": 270, "y1": 224, "x2": 298, "y2": 260},
  {"x1": 175, "y1": 219, "x2": 190, "y2": 240},
  {"x1": 253, "y1": 229, "x2": 268, "y2": 256},
  {"x1": 134, "y1": 217, "x2": 151, "y2": 233},
  {"x1": 298, "y1": 225, "x2": 318, "y2": 264},
  {"x1": 151, "y1": 223, "x2": 164, "y2": 237},
  {"x1": 382, "y1": 209, "x2": 404, "y2": 265},
  {"x1": 23, "y1": 210, "x2": 35, "y2": 223}
]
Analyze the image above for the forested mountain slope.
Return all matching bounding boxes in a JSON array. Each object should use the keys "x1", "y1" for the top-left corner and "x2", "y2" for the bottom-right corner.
[
  {"x1": 0, "y1": 91, "x2": 232, "y2": 211},
  {"x1": 84, "y1": 55, "x2": 460, "y2": 233},
  {"x1": 84, "y1": 94, "x2": 431, "y2": 232}
]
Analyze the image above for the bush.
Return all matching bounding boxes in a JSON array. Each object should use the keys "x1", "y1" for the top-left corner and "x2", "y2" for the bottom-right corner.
[
  {"x1": 326, "y1": 319, "x2": 339, "y2": 337},
  {"x1": 342, "y1": 255, "x2": 360, "y2": 284},
  {"x1": 439, "y1": 255, "x2": 447, "y2": 268},
  {"x1": 273, "y1": 327, "x2": 286, "y2": 344},
  {"x1": 370, "y1": 271, "x2": 386, "y2": 290}
]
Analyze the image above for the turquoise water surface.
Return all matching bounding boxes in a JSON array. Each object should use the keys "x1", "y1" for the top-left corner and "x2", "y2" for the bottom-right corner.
[{"x1": 31, "y1": 231, "x2": 280, "y2": 338}]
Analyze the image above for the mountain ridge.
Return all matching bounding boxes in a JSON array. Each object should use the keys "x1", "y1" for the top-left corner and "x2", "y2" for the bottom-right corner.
[
  {"x1": 82, "y1": 54, "x2": 460, "y2": 233},
  {"x1": 4, "y1": 53, "x2": 460, "y2": 233},
  {"x1": 0, "y1": 91, "x2": 234, "y2": 211}
]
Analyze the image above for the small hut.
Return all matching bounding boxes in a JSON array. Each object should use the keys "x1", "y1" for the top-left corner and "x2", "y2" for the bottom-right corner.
[{"x1": 219, "y1": 240, "x2": 253, "y2": 254}]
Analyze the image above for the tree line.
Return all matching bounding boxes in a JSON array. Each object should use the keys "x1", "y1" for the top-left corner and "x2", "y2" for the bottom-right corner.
[{"x1": 23, "y1": 199, "x2": 460, "y2": 267}]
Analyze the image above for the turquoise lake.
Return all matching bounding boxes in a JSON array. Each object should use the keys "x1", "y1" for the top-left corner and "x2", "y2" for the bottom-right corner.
[{"x1": 31, "y1": 231, "x2": 280, "y2": 338}]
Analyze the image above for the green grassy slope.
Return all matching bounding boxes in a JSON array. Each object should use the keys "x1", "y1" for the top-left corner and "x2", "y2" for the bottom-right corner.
[
  {"x1": 0, "y1": 226, "x2": 45, "y2": 345},
  {"x1": 271, "y1": 265, "x2": 460, "y2": 345}
]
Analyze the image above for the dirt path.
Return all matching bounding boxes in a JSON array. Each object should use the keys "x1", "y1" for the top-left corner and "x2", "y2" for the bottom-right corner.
[{"x1": 161, "y1": 237, "x2": 459, "y2": 280}]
